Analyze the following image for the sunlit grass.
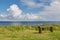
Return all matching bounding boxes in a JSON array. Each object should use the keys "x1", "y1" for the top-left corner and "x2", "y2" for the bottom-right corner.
[{"x1": 0, "y1": 24, "x2": 60, "y2": 40}]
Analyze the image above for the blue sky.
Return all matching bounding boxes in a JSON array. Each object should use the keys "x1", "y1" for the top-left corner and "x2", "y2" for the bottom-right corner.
[{"x1": 0, "y1": 0, "x2": 60, "y2": 21}]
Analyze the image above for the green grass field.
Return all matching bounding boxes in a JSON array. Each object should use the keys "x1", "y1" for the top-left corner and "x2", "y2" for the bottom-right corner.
[{"x1": 0, "y1": 24, "x2": 60, "y2": 40}]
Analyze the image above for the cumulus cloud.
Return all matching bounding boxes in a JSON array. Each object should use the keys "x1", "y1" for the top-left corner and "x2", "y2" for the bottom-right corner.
[
  {"x1": 25, "y1": 13, "x2": 38, "y2": 19},
  {"x1": 7, "y1": 4, "x2": 22, "y2": 19},
  {"x1": 0, "y1": 0, "x2": 60, "y2": 21},
  {"x1": 6, "y1": 4, "x2": 41, "y2": 21}
]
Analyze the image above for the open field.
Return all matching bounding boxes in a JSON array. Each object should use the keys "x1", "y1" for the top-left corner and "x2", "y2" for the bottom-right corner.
[{"x1": 0, "y1": 24, "x2": 60, "y2": 40}]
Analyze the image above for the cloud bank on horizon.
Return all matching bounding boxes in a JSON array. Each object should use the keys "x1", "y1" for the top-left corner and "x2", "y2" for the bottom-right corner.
[{"x1": 0, "y1": 0, "x2": 60, "y2": 21}]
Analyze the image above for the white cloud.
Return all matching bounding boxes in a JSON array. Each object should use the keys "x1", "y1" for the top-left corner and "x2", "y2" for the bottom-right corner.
[
  {"x1": 6, "y1": 4, "x2": 41, "y2": 21},
  {"x1": 38, "y1": 0, "x2": 60, "y2": 21},
  {"x1": 0, "y1": 14, "x2": 8, "y2": 20},
  {"x1": 7, "y1": 4, "x2": 22, "y2": 19},
  {"x1": 25, "y1": 13, "x2": 38, "y2": 19},
  {"x1": 20, "y1": 0, "x2": 44, "y2": 8},
  {"x1": 0, "y1": 0, "x2": 60, "y2": 21}
]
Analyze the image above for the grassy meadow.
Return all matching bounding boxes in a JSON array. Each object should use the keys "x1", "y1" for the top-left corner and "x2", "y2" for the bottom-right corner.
[{"x1": 0, "y1": 24, "x2": 60, "y2": 40}]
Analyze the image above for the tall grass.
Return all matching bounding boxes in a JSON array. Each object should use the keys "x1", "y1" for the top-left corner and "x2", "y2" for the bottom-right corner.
[{"x1": 0, "y1": 24, "x2": 60, "y2": 40}]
